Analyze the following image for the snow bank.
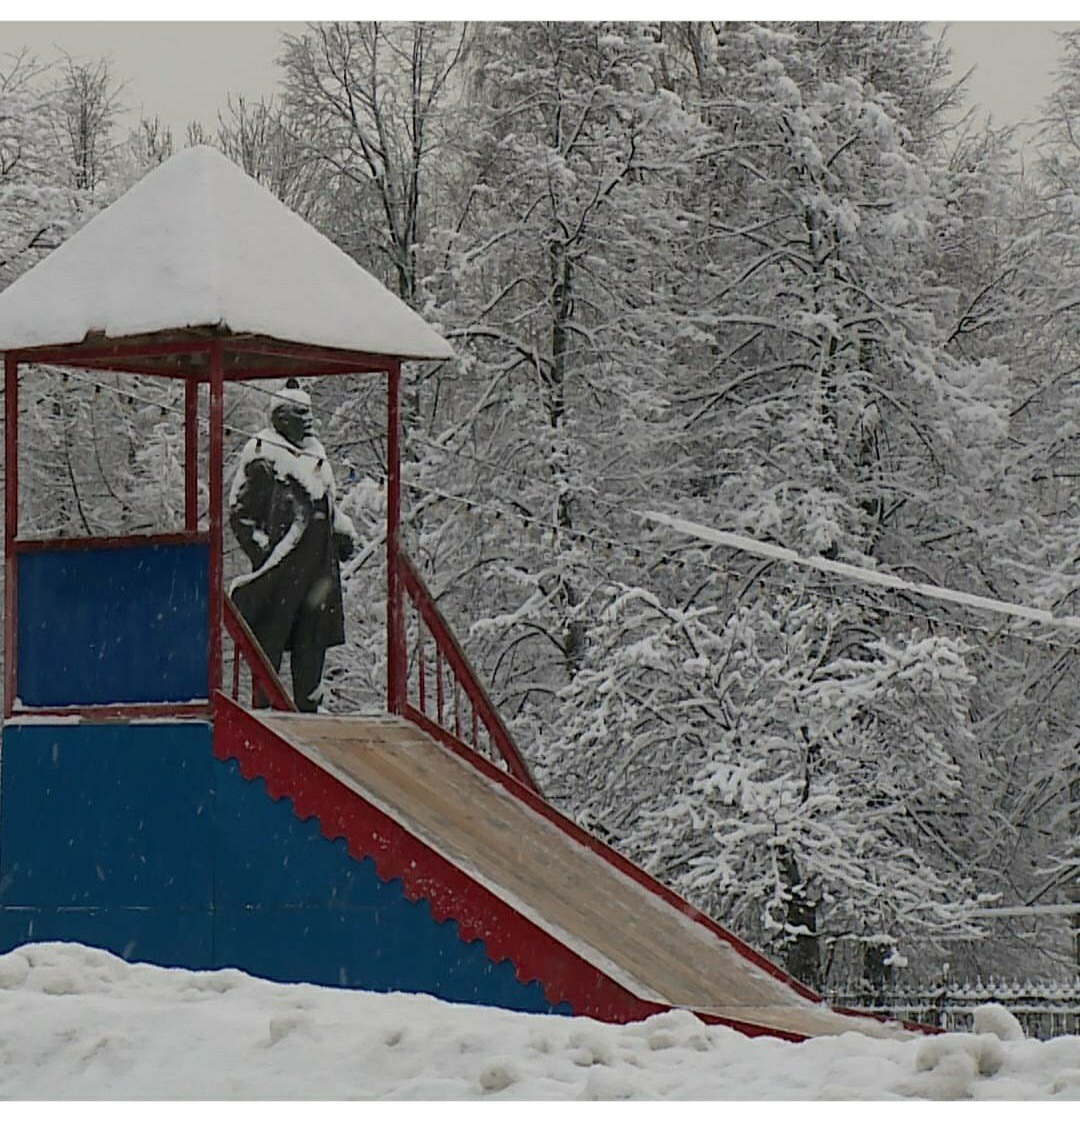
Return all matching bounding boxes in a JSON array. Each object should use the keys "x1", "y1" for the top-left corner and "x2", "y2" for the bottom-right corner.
[{"x1": 0, "y1": 943, "x2": 1077, "y2": 1100}]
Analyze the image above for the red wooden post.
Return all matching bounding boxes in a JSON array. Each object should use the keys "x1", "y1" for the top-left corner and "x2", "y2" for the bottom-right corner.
[
  {"x1": 386, "y1": 360, "x2": 406, "y2": 713},
  {"x1": 396, "y1": 553, "x2": 539, "y2": 791},
  {"x1": 417, "y1": 626, "x2": 426, "y2": 712},
  {"x1": 4, "y1": 355, "x2": 19, "y2": 717},
  {"x1": 184, "y1": 378, "x2": 198, "y2": 530},
  {"x1": 436, "y1": 647, "x2": 445, "y2": 726},
  {"x1": 207, "y1": 345, "x2": 224, "y2": 698}
]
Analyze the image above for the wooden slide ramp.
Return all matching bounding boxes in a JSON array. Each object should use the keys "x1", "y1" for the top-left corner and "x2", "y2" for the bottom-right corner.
[{"x1": 261, "y1": 712, "x2": 910, "y2": 1041}]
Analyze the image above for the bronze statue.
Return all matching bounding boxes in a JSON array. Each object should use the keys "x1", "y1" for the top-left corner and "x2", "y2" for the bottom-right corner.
[{"x1": 229, "y1": 379, "x2": 355, "y2": 711}]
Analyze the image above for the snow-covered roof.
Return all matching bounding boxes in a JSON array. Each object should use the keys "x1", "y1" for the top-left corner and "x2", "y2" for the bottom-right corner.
[{"x1": 0, "y1": 146, "x2": 452, "y2": 362}]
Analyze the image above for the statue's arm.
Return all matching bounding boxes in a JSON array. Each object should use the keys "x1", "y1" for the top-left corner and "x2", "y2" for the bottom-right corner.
[
  {"x1": 229, "y1": 459, "x2": 275, "y2": 567},
  {"x1": 332, "y1": 504, "x2": 357, "y2": 562}
]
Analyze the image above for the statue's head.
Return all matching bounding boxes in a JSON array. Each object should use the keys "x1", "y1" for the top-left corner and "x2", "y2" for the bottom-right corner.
[{"x1": 270, "y1": 378, "x2": 313, "y2": 447}]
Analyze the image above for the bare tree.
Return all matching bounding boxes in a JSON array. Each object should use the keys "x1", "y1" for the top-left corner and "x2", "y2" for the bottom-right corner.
[
  {"x1": 279, "y1": 21, "x2": 471, "y2": 302},
  {"x1": 55, "y1": 52, "x2": 123, "y2": 192},
  {"x1": 214, "y1": 94, "x2": 328, "y2": 221}
]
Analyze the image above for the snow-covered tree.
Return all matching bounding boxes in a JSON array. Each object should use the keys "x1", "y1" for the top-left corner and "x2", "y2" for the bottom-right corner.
[
  {"x1": 544, "y1": 578, "x2": 990, "y2": 985},
  {"x1": 279, "y1": 21, "x2": 472, "y2": 305},
  {"x1": 424, "y1": 22, "x2": 700, "y2": 685},
  {"x1": 0, "y1": 50, "x2": 75, "y2": 288},
  {"x1": 526, "y1": 21, "x2": 1029, "y2": 984},
  {"x1": 213, "y1": 94, "x2": 329, "y2": 223},
  {"x1": 52, "y1": 53, "x2": 122, "y2": 193},
  {"x1": 1, "y1": 50, "x2": 195, "y2": 544}
]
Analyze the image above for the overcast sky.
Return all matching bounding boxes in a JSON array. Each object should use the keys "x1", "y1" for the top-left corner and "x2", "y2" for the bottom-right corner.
[
  {"x1": 938, "y1": 21, "x2": 1079, "y2": 127},
  {"x1": 1, "y1": 20, "x2": 1078, "y2": 141}
]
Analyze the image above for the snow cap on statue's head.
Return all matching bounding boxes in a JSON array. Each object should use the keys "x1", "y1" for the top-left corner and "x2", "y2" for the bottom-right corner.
[{"x1": 270, "y1": 377, "x2": 311, "y2": 421}]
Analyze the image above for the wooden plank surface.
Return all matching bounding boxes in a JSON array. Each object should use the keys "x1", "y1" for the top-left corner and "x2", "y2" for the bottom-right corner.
[{"x1": 262, "y1": 713, "x2": 908, "y2": 1040}]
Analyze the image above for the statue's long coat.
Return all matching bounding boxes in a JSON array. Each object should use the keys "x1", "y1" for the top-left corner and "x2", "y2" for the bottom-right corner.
[{"x1": 228, "y1": 433, "x2": 346, "y2": 661}]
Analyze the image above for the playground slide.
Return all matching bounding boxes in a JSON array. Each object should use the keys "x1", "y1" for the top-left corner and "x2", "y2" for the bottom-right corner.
[{"x1": 224, "y1": 707, "x2": 910, "y2": 1041}]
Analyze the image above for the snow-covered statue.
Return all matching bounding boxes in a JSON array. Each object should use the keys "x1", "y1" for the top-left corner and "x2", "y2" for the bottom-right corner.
[{"x1": 228, "y1": 379, "x2": 356, "y2": 712}]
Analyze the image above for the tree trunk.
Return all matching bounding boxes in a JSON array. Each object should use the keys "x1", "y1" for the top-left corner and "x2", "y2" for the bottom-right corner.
[
  {"x1": 861, "y1": 939, "x2": 895, "y2": 1007},
  {"x1": 778, "y1": 845, "x2": 821, "y2": 989}
]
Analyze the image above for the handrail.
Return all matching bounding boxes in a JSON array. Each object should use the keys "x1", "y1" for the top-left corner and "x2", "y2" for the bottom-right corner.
[
  {"x1": 397, "y1": 551, "x2": 539, "y2": 793},
  {"x1": 222, "y1": 549, "x2": 532, "y2": 787},
  {"x1": 222, "y1": 593, "x2": 296, "y2": 712}
]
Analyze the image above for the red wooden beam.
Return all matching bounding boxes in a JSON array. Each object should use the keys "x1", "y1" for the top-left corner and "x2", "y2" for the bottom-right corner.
[
  {"x1": 208, "y1": 341, "x2": 224, "y2": 699},
  {"x1": 7, "y1": 340, "x2": 212, "y2": 366},
  {"x1": 223, "y1": 364, "x2": 391, "y2": 381},
  {"x1": 45, "y1": 359, "x2": 398, "y2": 381},
  {"x1": 11, "y1": 530, "x2": 208, "y2": 554},
  {"x1": 26, "y1": 360, "x2": 203, "y2": 379},
  {"x1": 386, "y1": 360, "x2": 406, "y2": 714},
  {"x1": 6, "y1": 339, "x2": 403, "y2": 381},
  {"x1": 185, "y1": 379, "x2": 199, "y2": 530},
  {"x1": 436, "y1": 647, "x2": 445, "y2": 725},
  {"x1": 5, "y1": 359, "x2": 391, "y2": 382},
  {"x1": 9, "y1": 701, "x2": 211, "y2": 722},
  {"x1": 4, "y1": 355, "x2": 19, "y2": 718},
  {"x1": 223, "y1": 340, "x2": 399, "y2": 374}
]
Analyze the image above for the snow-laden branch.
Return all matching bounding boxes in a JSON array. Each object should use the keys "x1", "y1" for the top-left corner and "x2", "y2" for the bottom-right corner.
[
  {"x1": 641, "y1": 510, "x2": 1080, "y2": 633},
  {"x1": 967, "y1": 903, "x2": 1080, "y2": 918}
]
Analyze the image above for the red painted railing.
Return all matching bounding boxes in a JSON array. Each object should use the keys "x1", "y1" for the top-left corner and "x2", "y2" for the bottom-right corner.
[
  {"x1": 395, "y1": 551, "x2": 538, "y2": 793},
  {"x1": 222, "y1": 593, "x2": 296, "y2": 712}
]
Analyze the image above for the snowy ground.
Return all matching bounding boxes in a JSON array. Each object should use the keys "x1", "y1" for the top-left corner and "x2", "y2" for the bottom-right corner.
[{"x1": 0, "y1": 943, "x2": 1078, "y2": 1101}]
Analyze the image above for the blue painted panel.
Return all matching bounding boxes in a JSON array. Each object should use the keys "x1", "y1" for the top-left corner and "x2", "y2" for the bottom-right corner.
[
  {"x1": 211, "y1": 765, "x2": 568, "y2": 1014},
  {"x1": 0, "y1": 722, "x2": 214, "y2": 908},
  {"x1": 0, "y1": 721, "x2": 571, "y2": 1015},
  {"x1": 212, "y1": 771, "x2": 391, "y2": 910},
  {"x1": 0, "y1": 908, "x2": 213, "y2": 969},
  {"x1": 212, "y1": 905, "x2": 561, "y2": 1012},
  {"x1": 17, "y1": 541, "x2": 209, "y2": 706}
]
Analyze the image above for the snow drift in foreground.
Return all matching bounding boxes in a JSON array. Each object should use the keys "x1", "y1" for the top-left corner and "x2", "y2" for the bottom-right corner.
[{"x1": 1, "y1": 944, "x2": 1078, "y2": 1100}]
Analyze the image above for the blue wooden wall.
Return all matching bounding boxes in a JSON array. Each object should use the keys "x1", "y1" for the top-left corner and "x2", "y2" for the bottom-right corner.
[
  {"x1": 0, "y1": 721, "x2": 567, "y2": 1014},
  {"x1": 15, "y1": 541, "x2": 209, "y2": 707}
]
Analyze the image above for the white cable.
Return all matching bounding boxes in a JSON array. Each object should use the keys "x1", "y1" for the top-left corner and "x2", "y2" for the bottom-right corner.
[
  {"x1": 643, "y1": 510, "x2": 1080, "y2": 634},
  {"x1": 23, "y1": 366, "x2": 1080, "y2": 651}
]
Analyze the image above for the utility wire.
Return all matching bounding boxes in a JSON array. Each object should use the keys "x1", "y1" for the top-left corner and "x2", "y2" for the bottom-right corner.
[
  {"x1": 238, "y1": 376, "x2": 629, "y2": 517},
  {"x1": 396, "y1": 477, "x2": 1080, "y2": 655},
  {"x1": 25, "y1": 367, "x2": 1080, "y2": 654}
]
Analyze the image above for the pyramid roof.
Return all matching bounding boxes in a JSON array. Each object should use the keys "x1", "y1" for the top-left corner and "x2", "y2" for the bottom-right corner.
[{"x1": 0, "y1": 146, "x2": 452, "y2": 363}]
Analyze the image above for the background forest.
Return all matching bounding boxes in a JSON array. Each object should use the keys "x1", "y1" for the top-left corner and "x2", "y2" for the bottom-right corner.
[{"x1": 1, "y1": 21, "x2": 1078, "y2": 996}]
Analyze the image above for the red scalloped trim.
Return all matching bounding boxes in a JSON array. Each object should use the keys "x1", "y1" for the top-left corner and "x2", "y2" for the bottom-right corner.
[{"x1": 211, "y1": 693, "x2": 806, "y2": 1041}]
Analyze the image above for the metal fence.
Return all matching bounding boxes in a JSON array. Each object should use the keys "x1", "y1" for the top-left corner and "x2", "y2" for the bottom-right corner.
[{"x1": 826, "y1": 979, "x2": 1080, "y2": 1040}]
